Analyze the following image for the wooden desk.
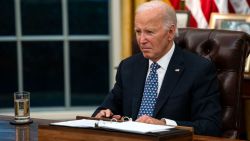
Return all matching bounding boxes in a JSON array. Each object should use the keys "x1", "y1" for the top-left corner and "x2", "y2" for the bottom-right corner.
[
  {"x1": 38, "y1": 124, "x2": 192, "y2": 141},
  {"x1": 0, "y1": 115, "x2": 56, "y2": 141},
  {"x1": 0, "y1": 115, "x2": 245, "y2": 141}
]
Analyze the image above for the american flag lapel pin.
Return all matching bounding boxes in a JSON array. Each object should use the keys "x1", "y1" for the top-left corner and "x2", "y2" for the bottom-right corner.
[{"x1": 174, "y1": 68, "x2": 180, "y2": 72}]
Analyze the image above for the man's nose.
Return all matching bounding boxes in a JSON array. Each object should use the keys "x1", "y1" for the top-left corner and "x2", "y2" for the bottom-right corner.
[{"x1": 139, "y1": 33, "x2": 147, "y2": 44}]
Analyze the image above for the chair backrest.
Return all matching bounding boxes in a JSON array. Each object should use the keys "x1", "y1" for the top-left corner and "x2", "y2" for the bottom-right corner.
[{"x1": 174, "y1": 28, "x2": 250, "y2": 139}]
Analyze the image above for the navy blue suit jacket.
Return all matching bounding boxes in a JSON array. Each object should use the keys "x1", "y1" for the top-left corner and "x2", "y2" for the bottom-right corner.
[{"x1": 93, "y1": 46, "x2": 221, "y2": 136}]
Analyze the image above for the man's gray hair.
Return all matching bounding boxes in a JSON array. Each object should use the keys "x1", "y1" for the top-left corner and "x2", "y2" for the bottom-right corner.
[{"x1": 136, "y1": 0, "x2": 177, "y2": 29}]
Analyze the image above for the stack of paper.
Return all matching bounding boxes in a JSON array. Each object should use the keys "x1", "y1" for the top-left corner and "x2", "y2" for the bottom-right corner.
[{"x1": 50, "y1": 119, "x2": 173, "y2": 134}]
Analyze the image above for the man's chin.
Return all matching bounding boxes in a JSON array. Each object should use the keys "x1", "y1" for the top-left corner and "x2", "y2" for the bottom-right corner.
[
  {"x1": 142, "y1": 53, "x2": 152, "y2": 59},
  {"x1": 142, "y1": 53, "x2": 159, "y2": 62}
]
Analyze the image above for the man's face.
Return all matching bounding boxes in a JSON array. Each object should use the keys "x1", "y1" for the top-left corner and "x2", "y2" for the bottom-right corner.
[{"x1": 135, "y1": 10, "x2": 175, "y2": 62}]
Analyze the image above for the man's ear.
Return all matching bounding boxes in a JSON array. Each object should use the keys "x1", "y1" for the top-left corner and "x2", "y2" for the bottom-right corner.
[{"x1": 168, "y1": 24, "x2": 176, "y2": 41}]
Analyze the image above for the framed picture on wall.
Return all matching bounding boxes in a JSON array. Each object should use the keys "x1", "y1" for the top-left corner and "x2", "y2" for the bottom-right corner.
[
  {"x1": 209, "y1": 13, "x2": 250, "y2": 34},
  {"x1": 209, "y1": 13, "x2": 250, "y2": 73},
  {"x1": 176, "y1": 10, "x2": 190, "y2": 28}
]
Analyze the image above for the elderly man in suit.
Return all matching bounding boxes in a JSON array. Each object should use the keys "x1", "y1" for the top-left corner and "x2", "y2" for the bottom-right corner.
[{"x1": 92, "y1": 0, "x2": 221, "y2": 136}]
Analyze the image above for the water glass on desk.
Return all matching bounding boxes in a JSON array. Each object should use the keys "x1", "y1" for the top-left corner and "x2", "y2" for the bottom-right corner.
[{"x1": 14, "y1": 91, "x2": 30, "y2": 123}]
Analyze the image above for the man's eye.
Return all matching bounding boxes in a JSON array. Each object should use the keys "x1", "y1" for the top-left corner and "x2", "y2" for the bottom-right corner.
[
  {"x1": 135, "y1": 30, "x2": 141, "y2": 34},
  {"x1": 146, "y1": 30, "x2": 153, "y2": 34}
]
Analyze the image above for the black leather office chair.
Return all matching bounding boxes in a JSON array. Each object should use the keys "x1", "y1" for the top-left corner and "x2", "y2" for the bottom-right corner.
[
  {"x1": 174, "y1": 28, "x2": 250, "y2": 139},
  {"x1": 132, "y1": 28, "x2": 250, "y2": 139}
]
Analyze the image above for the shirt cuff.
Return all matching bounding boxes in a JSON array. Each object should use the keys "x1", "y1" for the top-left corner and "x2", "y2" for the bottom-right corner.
[{"x1": 162, "y1": 118, "x2": 177, "y2": 126}]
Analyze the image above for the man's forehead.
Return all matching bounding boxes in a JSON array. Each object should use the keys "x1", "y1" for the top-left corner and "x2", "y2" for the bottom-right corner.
[{"x1": 135, "y1": 12, "x2": 164, "y2": 24}]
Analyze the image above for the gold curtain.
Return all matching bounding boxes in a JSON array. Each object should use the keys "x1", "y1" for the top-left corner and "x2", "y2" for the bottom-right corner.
[{"x1": 121, "y1": 0, "x2": 149, "y2": 59}]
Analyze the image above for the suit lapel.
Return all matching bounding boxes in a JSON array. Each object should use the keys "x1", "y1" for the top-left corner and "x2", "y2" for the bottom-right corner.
[
  {"x1": 153, "y1": 46, "x2": 185, "y2": 117},
  {"x1": 131, "y1": 55, "x2": 148, "y2": 120}
]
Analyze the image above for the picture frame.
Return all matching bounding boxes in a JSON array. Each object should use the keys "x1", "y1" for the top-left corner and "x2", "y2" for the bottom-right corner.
[
  {"x1": 209, "y1": 13, "x2": 250, "y2": 73},
  {"x1": 209, "y1": 13, "x2": 250, "y2": 34},
  {"x1": 176, "y1": 10, "x2": 190, "y2": 28}
]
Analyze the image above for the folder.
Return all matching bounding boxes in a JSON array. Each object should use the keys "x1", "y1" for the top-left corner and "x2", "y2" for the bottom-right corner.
[
  {"x1": 50, "y1": 116, "x2": 174, "y2": 134},
  {"x1": 38, "y1": 116, "x2": 193, "y2": 141}
]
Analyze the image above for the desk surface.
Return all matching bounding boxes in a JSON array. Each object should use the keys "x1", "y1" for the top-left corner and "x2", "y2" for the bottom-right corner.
[{"x1": 0, "y1": 115, "x2": 245, "y2": 141}]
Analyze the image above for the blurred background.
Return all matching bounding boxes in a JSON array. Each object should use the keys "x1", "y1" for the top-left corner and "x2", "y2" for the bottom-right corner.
[{"x1": 0, "y1": 0, "x2": 249, "y2": 119}]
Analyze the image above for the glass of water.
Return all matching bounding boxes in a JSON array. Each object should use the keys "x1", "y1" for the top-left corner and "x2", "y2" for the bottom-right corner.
[{"x1": 14, "y1": 91, "x2": 30, "y2": 123}]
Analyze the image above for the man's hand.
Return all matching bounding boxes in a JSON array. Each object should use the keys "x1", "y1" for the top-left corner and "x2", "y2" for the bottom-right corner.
[
  {"x1": 136, "y1": 115, "x2": 166, "y2": 125},
  {"x1": 94, "y1": 109, "x2": 122, "y2": 120},
  {"x1": 95, "y1": 109, "x2": 114, "y2": 118}
]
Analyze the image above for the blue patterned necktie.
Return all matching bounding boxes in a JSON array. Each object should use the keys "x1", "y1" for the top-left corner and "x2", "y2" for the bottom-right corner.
[{"x1": 137, "y1": 62, "x2": 160, "y2": 117}]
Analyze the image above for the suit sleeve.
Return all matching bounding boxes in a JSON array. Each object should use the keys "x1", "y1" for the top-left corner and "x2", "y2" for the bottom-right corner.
[
  {"x1": 92, "y1": 61, "x2": 124, "y2": 117},
  {"x1": 176, "y1": 61, "x2": 222, "y2": 136}
]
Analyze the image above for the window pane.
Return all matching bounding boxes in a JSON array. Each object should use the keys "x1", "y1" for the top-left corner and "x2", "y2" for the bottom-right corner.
[
  {"x1": 68, "y1": 0, "x2": 109, "y2": 35},
  {"x1": 22, "y1": 42, "x2": 64, "y2": 106},
  {"x1": 21, "y1": 0, "x2": 62, "y2": 35},
  {"x1": 0, "y1": 1, "x2": 15, "y2": 35},
  {"x1": 0, "y1": 42, "x2": 17, "y2": 107},
  {"x1": 70, "y1": 41, "x2": 109, "y2": 106}
]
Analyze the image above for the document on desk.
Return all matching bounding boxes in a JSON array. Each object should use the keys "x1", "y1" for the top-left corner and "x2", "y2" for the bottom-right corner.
[
  {"x1": 50, "y1": 119, "x2": 97, "y2": 128},
  {"x1": 50, "y1": 119, "x2": 173, "y2": 134}
]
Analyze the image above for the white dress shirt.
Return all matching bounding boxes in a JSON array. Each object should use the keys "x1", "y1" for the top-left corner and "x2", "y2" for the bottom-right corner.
[{"x1": 146, "y1": 43, "x2": 177, "y2": 126}]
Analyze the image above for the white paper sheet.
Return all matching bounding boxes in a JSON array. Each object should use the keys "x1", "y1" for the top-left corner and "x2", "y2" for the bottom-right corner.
[
  {"x1": 50, "y1": 119, "x2": 173, "y2": 134},
  {"x1": 50, "y1": 119, "x2": 98, "y2": 128},
  {"x1": 98, "y1": 120, "x2": 173, "y2": 133}
]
